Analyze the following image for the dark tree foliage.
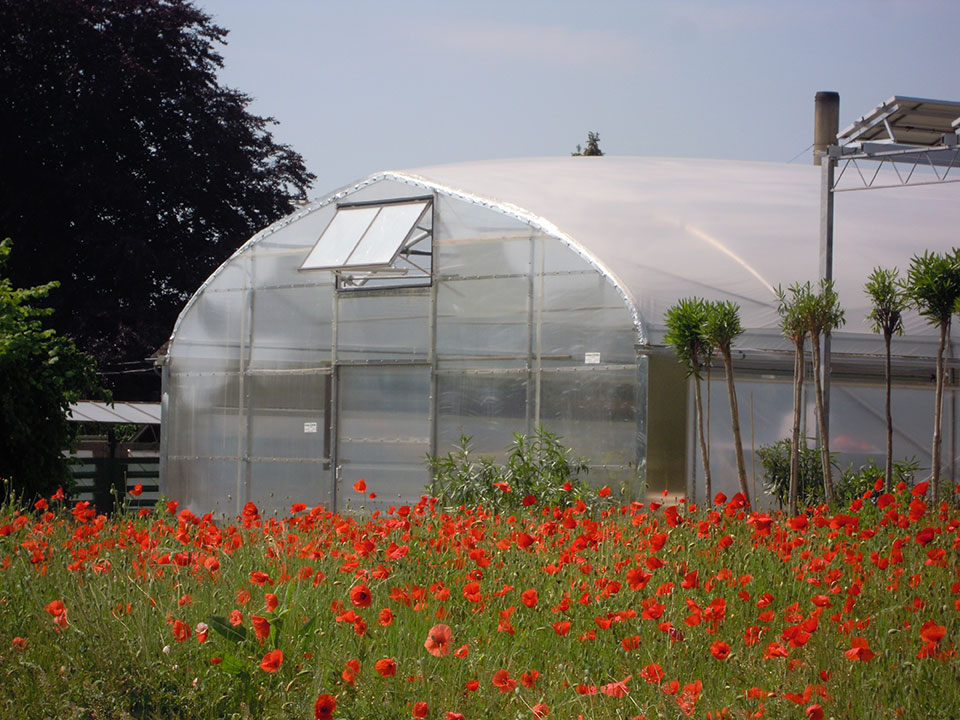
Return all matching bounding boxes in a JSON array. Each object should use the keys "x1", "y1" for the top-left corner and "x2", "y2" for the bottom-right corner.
[
  {"x1": 0, "y1": 0, "x2": 315, "y2": 397},
  {"x1": 572, "y1": 131, "x2": 604, "y2": 156}
]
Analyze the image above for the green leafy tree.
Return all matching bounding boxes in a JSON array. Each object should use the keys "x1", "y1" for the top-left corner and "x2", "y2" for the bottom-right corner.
[
  {"x1": 0, "y1": 0, "x2": 315, "y2": 397},
  {"x1": 777, "y1": 283, "x2": 810, "y2": 515},
  {"x1": 664, "y1": 298, "x2": 714, "y2": 502},
  {"x1": 799, "y1": 279, "x2": 845, "y2": 506},
  {"x1": 903, "y1": 250, "x2": 960, "y2": 504},
  {"x1": 0, "y1": 239, "x2": 103, "y2": 501},
  {"x1": 704, "y1": 300, "x2": 750, "y2": 505},
  {"x1": 572, "y1": 131, "x2": 604, "y2": 156},
  {"x1": 865, "y1": 267, "x2": 906, "y2": 492}
]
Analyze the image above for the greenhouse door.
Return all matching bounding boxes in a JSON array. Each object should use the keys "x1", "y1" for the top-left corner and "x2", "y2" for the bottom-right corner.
[{"x1": 335, "y1": 365, "x2": 432, "y2": 510}]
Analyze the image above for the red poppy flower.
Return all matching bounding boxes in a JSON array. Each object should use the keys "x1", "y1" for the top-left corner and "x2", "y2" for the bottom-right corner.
[
  {"x1": 314, "y1": 694, "x2": 337, "y2": 720},
  {"x1": 464, "y1": 680, "x2": 480, "y2": 692},
  {"x1": 412, "y1": 701, "x2": 429, "y2": 718},
  {"x1": 492, "y1": 669, "x2": 517, "y2": 693},
  {"x1": 353, "y1": 479, "x2": 366, "y2": 493},
  {"x1": 375, "y1": 658, "x2": 397, "y2": 677},
  {"x1": 710, "y1": 641, "x2": 731, "y2": 660},
  {"x1": 446, "y1": 714, "x2": 466, "y2": 720},
  {"x1": 425, "y1": 624, "x2": 452, "y2": 657},
  {"x1": 553, "y1": 620, "x2": 571, "y2": 636},
  {"x1": 521, "y1": 669, "x2": 539, "y2": 688},
  {"x1": 521, "y1": 588, "x2": 538, "y2": 608},
  {"x1": 259, "y1": 649, "x2": 283, "y2": 673},
  {"x1": 251, "y1": 615, "x2": 270, "y2": 644},
  {"x1": 250, "y1": 571, "x2": 273, "y2": 586},
  {"x1": 844, "y1": 636, "x2": 876, "y2": 662},
  {"x1": 229, "y1": 609, "x2": 243, "y2": 626},
  {"x1": 532, "y1": 702, "x2": 550, "y2": 718},
  {"x1": 806, "y1": 704, "x2": 824, "y2": 720},
  {"x1": 379, "y1": 608, "x2": 394, "y2": 626},
  {"x1": 919, "y1": 619, "x2": 946, "y2": 645},
  {"x1": 129, "y1": 483, "x2": 143, "y2": 497},
  {"x1": 454, "y1": 644, "x2": 469, "y2": 658},
  {"x1": 350, "y1": 584, "x2": 373, "y2": 609},
  {"x1": 600, "y1": 675, "x2": 632, "y2": 697},
  {"x1": 11, "y1": 637, "x2": 26, "y2": 650},
  {"x1": 44, "y1": 600, "x2": 66, "y2": 618},
  {"x1": 172, "y1": 619, "x2": 191, "y2": 643}
]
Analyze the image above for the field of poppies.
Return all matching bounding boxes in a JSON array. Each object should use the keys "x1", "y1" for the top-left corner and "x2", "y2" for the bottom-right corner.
[{"x1": 0, "y1": 477, "x2": 957, "y2": 720}]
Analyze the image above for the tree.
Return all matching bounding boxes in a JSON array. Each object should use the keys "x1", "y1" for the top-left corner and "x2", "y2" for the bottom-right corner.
[
  {"x1": 0, "y1": 239, "x2": 103, "y2": 502},
  {"x1": 799, "y1": 279, "x2": 845, "y2": 506},
  {"x1": 0, "y1": 0, "x2": 315, "y2": 398},
  {"x1": 664, "y1": 298, "x2": 714, "y2": 503},
  {"x1": 704, "y1": 300, "x2": 750, "y2": 505},
  {"x1": 572, "y1": 131, "x2": 604, "y2": 156},
  {"x1": 904, "y1": 250, "x2": 960, "y2": 504},
  {"x1": 865, "y1": 267, "x2": 906, "y2": 492},
  {"x1": 777, "y1": 283, "x2": 809, "y2": 515}
]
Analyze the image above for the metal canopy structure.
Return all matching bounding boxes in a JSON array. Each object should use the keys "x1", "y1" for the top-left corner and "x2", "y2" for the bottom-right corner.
[
  {"x1": 68, "y1": 401, "x2": 161, "y2": 425},
  {"x1": 830, "y1": 96, "x2": 960, "y2": 191}
]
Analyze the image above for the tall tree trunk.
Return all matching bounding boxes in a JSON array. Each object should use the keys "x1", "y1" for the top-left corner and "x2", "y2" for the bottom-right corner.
[
  {"x1": 932, "y1": 320, "x2": 948, "y2": 504},
  {"x1": 789, "y1": 340, "x2": 804, "y2": 516},
  {"x1": 720, "y1": 346, "x2": 750, "y2": 505},
  {"x1": 693, "y1": 371, "x2": 711, "y2": 504},
  {"x1": 884, "y1": 330, "x2": 893, "y2": 493},
  {"x1": 810, "y1": 330, "x2": 834, "y2": 505}
]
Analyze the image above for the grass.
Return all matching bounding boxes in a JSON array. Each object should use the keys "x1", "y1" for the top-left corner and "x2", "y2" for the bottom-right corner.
[{"x1": 0, "y1": 480, "x2": 957, "y2": 719}]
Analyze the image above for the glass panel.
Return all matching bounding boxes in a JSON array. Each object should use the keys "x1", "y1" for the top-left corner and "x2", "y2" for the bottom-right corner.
[
  {"x1": 300, "y1": 206, "x2": 378, "y2": 270},
  {"x1": 163, "y1": 458, "x2": 241, "y2": 519},
  {"x1": 337, "y1": 292, "x2": 429, "y2": 361},
  {"x1": 165, "y1": 372, "x2": 241, "y2": 461},
  {"x1": 348, "y1": 202, "x2": 428, "y2": 268},
  {"x1": 248, "y1": 373, "x2": 330, "y2": 461},
  {"x1": 437, "y1": 277, "x2": 530, "y2": 360},
  {"x1": 436, "y1": 372, "x2": 529, "y2": 458},
  {"x1": 337, "y1": 366, "x2": 431, "y2": 511},
  {"x1": 249, "y1": 285, "x2": 333, "y2": 369},
  {"x1": 248, "y1": 461, "x2": 333, "y2": 516},
  {"x1": 538, "y1": 369, "x2": 640, "y2": 496}
]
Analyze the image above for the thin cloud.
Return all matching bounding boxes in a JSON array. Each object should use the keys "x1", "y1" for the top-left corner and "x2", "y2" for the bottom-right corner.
[{"x1": 416, "y1": 19, "x2": 640, "y2": 67}]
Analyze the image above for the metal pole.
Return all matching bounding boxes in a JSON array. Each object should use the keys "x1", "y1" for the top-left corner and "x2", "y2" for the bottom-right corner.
[{"x1": 819, "y1": 156, "x2": 834, "y2": 440}]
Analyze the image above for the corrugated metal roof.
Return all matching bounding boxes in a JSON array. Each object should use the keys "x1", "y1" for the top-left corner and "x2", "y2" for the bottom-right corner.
[{"x1": 68, "y1": 402, "x2": 161, "y2": 425}]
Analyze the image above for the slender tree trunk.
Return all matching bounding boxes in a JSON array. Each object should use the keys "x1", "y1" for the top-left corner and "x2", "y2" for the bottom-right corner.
[
  {"x1": 720, "y1": 346, "x2": 750, "y2": 505},
  {"x1": 706, "y1": 360, "x2": 711, "y2": 471},
  {"x1": 932, "y1": 320, "x2": 948, "y2": 505},
  {"x1": 789, "y1": 339, "x2": 804, "y2": 516},
  {"x1": 884, "y1": 330, "x2": 893, "y2": 493},
  {"x1": 693, "y1": 371, "x2": 711, "y2": 504},
  {"x1": 810, "y1": 330, "x2": 834, "y2": 505}
]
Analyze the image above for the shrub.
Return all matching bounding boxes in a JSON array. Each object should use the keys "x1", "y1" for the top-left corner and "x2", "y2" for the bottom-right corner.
[
  {"x1": 757, "y1": 436, "x2": 833, "y2": 509},
  {"x1": 836, "y1": 457, "x2": 921, "y2": 505},
  {"x1": 425, "y1": 427, "x2": 602, "y2": 513}
]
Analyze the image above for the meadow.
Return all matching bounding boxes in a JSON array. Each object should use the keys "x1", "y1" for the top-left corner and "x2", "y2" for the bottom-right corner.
[{"x1": 0, "y1": 478, "x2": 957, "y2": 719}]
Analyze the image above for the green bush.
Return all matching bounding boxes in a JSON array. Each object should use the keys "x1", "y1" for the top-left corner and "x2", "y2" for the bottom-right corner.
[
  {"x1": 757, "y1": 436, "x2": 833, "y2": 509},
  {"x1": 425, "y1": 427, "x2": 605, "y2": 514},
  {"x1": 837, "y1": 457, "x2": 921, "y2": 505}
]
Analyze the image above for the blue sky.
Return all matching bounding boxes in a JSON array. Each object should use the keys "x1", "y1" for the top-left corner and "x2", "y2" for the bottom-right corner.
[{"x1": 196, "y1": 0, "x2": 960, "y2": 194}]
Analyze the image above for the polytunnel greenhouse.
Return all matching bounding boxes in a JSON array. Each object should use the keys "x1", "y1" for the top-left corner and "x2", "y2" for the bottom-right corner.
[{"x1": 161, "y1": 156, "x2": 960, "y2": 516}]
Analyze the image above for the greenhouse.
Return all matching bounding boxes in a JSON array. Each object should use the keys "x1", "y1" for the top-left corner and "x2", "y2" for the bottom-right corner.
[{"x1": 160, "y1": 156, "x2": 960, "y2": 516}]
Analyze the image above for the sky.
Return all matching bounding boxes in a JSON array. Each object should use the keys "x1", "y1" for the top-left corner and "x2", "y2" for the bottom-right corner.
[{"x1": 195, "y1": 0, "x2": 960, "y2": 195}]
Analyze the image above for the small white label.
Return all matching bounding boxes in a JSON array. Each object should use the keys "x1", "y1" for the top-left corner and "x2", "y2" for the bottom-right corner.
[
  {"x1": 303, "y1": 422, "x2": 318, "y2": 433},
  {"x1": 584, "y1": 352, "x2": 601, "y2": 365}
]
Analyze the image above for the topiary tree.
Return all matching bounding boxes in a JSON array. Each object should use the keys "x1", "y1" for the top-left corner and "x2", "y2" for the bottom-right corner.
[
  {"x1": 777, "y1": 283, "x2": 810, "y2": 516},
  {"x1": 903, "y1": 250, "x2": 960, "y2": 504},
  {"x1": 664, "y1": 298, "x2": 714, "y2": 502},
  {"x1": 865, "y1": 267, "x2": 906, "y2": 492},
  {"x1": 704, "y1": 300, "x2": 750, "y2": 505},
  {"x1": 0, "y1": 239, "x2": 103, "y2": 502}
]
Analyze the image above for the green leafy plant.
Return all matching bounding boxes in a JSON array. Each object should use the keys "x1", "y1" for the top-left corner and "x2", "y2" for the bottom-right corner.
[
  {"x1": 757, "y1": 436, "x2": 834, "y2": 509},
  {"x1": 776, "y1": 283, "x2": 810, "y2": 515},
  {"x1": 865, "y1": 267, "x2": 906, "y2": 492},
  {"x1": 664, "y1": 298, "x2": 714, "y2": 501},
  {"x1": 425, "y1": 427, "x2": 601, "y2": 513},
  {"x1": 837, "y1": 457, "x2": 921, "y2": 506},
  {"x1": 903, "y1": 249, "x2": 960, "y2": 503}
]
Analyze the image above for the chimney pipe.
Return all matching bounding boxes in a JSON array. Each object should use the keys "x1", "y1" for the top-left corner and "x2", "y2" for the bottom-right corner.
[{"x1": 813, "y1": 91, "x2": 840, "y2": 166}]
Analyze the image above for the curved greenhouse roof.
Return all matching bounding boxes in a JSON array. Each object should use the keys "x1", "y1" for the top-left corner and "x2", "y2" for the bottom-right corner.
[{"x1": 181, "y1": 156, "x2": 958, "y2": 359}]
